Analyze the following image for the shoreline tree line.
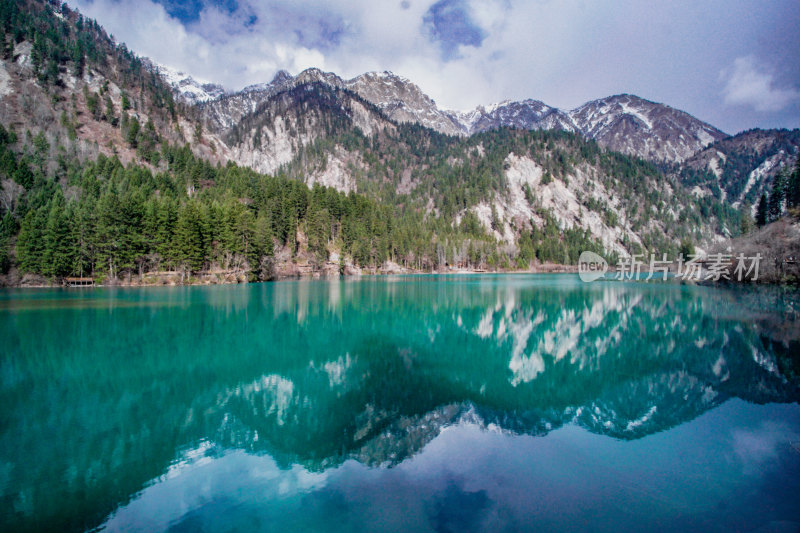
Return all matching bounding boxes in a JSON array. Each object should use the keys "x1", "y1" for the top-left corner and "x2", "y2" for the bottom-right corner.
[{"x1": 1, "y1": 125, "x2": 610, "y2": 282}]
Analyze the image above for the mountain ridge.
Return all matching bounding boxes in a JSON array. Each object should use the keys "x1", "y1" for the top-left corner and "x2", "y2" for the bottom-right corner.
[
  {"x1": 679, "y1": 128, "x2": 800, "y2": 209},
  {"x1": 171, "y1": 65, "x2": 730, "y2": 164},
  {"x1": 0, "y1": 0, "x2": 792, "y2": 287}
]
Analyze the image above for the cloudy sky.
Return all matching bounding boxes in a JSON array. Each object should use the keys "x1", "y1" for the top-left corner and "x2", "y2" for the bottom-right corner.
[{"x1": 69, "y1": 0, "x2": 800, "y2": 134}]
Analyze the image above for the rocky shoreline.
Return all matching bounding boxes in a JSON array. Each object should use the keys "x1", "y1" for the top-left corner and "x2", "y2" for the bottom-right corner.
[{"x1": 0, "y1": 261, "x2": 580, "y2": 288}]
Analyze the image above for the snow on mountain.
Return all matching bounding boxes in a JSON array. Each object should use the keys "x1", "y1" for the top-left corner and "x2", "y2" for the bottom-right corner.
[
  {"x1": 345, "y1": 71, "x2": 465, "y2": 136},
  {"x1": 201, "y1": 68, "x2": 465, "y2": 136},
  {"x1": 568, "y1": 94, "x2": 727, "y2": 162},
  {"x1": 336, "y1": 81, "x2": 725, "y2": 163},
  {"x1": 449, "y1": 99, "x2": 579, "y2": 136},
  {"x1": 194, "y1": 69, "x2": 736, "y2": 166},
  {"x1": 158, "y1": 64, "x2": 226, "y2": 103},
  {"x1": 682, "y1": 128, "x2": 800, "y2": 207}
]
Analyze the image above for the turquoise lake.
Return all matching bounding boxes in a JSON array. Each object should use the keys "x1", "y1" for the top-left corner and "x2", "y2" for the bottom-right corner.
[{"x1": 1, "y1": 274, "x2": 800, "y2": 532}]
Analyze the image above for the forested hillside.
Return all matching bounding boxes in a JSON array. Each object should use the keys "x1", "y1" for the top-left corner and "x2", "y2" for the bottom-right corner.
[
  {"x1": 678, "y1": 129, "x2": 800, "y2": 209},
  {"x1": 0, "y1": 0, "x2": 767, "y2": 286},
  {"x1": 0, "y1": 0, "x2": 222, "y2": 166},
  {"x1": 0, "y1": 121, "x2": 616, "y2": 284},
  {"x1": 255, "y1": 83, "x2": 740, "y2": 256}
]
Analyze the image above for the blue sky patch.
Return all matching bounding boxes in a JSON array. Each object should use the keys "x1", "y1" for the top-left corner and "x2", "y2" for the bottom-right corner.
[
  {"x1": 153, "y1": 0, "x2": 239, "y2": 24},
  {"x1": 72, "y1": 0, "x2": 800, "y2": 133},
  {"x1": 423, "y1": 0, "x2": 485, "y2": 60}
]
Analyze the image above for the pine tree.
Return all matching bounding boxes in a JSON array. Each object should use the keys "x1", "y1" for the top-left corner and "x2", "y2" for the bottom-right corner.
[
  {"x1": 154, "y1": 197, "x2": 177, "y2": 267},
  {"x1": 17, "y1": 209, "x2": 46, "y2": 273},
  {"x1": 42, "y1": 199, "x2": 74, "y2": 279},
  {"x1": 739, "y1": 204, "x2": 754, "y2": 235},
  {"x1": 142, "y1": 198, "x2": 159, "y2": 247},
  {"x1": 69, "y1": 201, "x2": 94, "y2": 278},
  {"x1": 0, "y1": 212, "x2": 14, "y2": 274},
  {"x1": 217, "y1": 201, "x2": 239, "y2": 256},
  {"x1": 254, "y1": 212, "x2": 274, "y2": 258},
  {"x1": 786, "y1": 158, "x2": 800, "y2": 210},
  {"x1": 755, "y1": 193, "x2": 768, "y2": 227},
  {"x1": 767, "y1": 171, "x2": 786, "y2": 222},
  {"x1": 235, "y1": 209, "x2": 255, "y2": 265},
  {"x1": 252, "y1": 212, "x2": 274, "y2": 279},
  {"x1": 104, "y1": 95, "x2": 116, "y2": 125},
  {"x1": 306, "y1": 205, "x2": 331, "y2": 265},
  {"x1": 125, "y1": 116, "x2": 140, "y2": 148},
  {"x1": 86, "y1": 91, "x2": 101, "y2": 120},
  {"x1": 174, "y1": 201, "x2": 206, "y2": 273},
  {"x1": 94, "y1": 190, "x2": 122, "y2": 278}
]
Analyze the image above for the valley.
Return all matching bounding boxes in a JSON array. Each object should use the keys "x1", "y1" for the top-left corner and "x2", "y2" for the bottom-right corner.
[{"x1": 0, "y1": 0, "x2": 797, "y2": 286}]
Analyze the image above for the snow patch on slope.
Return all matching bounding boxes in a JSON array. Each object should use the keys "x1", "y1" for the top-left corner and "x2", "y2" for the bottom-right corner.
[
  {"x1": 158, "y1": 63, "x2": 226, "y2": 103},
  {"x1": 619, "y1": 101, "x2": 653, "y2": 129},
  {"x1": 733, "y1": 152, "x2": 784, "y2": 208}
]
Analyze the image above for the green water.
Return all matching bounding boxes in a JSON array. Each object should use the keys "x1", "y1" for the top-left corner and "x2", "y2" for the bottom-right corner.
[{"x1": 1, "y1": 274, "x2": 799, "y2": 532}]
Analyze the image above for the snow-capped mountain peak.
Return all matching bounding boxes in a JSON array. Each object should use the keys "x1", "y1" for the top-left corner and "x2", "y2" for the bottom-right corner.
[
  {"x1": 270, "y1": 69, "x2": 293, "y2": 85},
  {"x1": 193, "y1": 67, "x2": 730, "y2": 164},
  {"x1": 343, "y1": 71, "x2": 464, "y2": 135},
  {"x1": 568, "y1": 94, "x2": 727, "y2": 162},
  {"x1": 447, "y1": 99, "x2": 579, "y2": 136},
  {"x1": 158, "y1": 64, "x2": 226, "y2": 103}
]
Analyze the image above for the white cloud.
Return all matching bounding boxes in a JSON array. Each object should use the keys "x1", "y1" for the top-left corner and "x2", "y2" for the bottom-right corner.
[
  {"x1": 67, "y1": 0, "x2": 800, "y2": 132},
  {"x1": 731, "y1": 421, "x2": 798, "y2": 474},
  {"x1": 69, "y1": 0, "x2": 441, "y2": 90},
  {"x1": 722, "y1": 55, "x2": 800, "y2": 112},
  {"x1": 64, "y1": 0, "x2": 586, "y2": 107}
]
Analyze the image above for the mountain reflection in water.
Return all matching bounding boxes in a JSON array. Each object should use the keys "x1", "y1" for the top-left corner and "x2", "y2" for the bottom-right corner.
[{"x1": 1, "y1": 275, "x2": 799, "y2": 532}]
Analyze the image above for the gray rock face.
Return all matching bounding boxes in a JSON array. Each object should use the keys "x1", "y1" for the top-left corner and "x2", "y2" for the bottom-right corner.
[
  {"x1": 568, "y1": 94, "x2": 727, "y2": 162},
  {"x1": 222, "y1": 82, "x2": 394, "y2": 177},
  {"x1": 199, "y1": 68, "x2": 342, "y2": 133},
  {"x1": 345, "y1": 71, "x2": 465, "y2": 136},
  {"x1": 681, "y1": 128, "x2": 800, "y2": 206},
  {"x1": 450, "y1": 100, "x2": 579, "y2": 135},
  {"x1": 194, "y1": 70, "x2": 732, "y2": 165},
  {"x1": 158, "y1": 64, "x2": 225, "y2": 103},
  {"x1": 199, "y1": 68, "x2": 464, "y2": 137}
]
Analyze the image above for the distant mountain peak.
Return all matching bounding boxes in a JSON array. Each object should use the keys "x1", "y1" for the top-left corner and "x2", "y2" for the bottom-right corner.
[
  {"x1": 189, "y1": 63, "x2": 731, "y2": 164},
  {"x1": 158, "y1": 63, "x2": 225, "y2": 103},
  {"x1": 270, "y1": 70, "x2": 292, "y2": 85},
  {"x1": 568, "y1": 94, "x2": 727, "y2": 162},
  {"x1": 449, "y1": 99, "x2": 578, "y2": 136},
  {"x1": 343, "y1": 70, "x2": 463, "y2": 135}
]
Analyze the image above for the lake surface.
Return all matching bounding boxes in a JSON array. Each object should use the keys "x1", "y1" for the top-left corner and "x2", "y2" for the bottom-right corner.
[{"x1": 1, "y1": 274, "x2": 800, "y2": 532}]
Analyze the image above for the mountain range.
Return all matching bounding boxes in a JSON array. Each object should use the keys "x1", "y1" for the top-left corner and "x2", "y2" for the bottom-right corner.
[
  {"x1": 174, "y1": 66, "x2": 728, "y2": 163},
  {"x1": 0, "y1": 0, "x2": 798, "y2": 285},
  {"x1": 168, "y1": 64, "x2": 796, "y2": 207}
]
